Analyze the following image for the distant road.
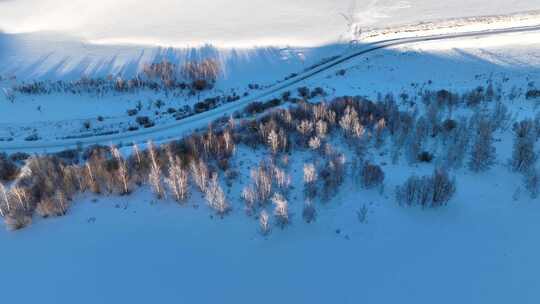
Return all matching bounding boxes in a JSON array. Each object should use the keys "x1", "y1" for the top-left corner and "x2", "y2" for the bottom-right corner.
[{"x1": 2, "y1": 24, "x2": 540, "y2": 153}]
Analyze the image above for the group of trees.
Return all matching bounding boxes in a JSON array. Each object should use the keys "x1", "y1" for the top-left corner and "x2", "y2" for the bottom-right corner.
[
  {"x1": 6, "y1": 83, "x2": 540, "y2": 231},
  {"x1": 12, "y1": 59, "x2": 222, "y2": 98}
]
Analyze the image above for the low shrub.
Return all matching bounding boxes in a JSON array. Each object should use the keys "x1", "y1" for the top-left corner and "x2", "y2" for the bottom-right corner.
[
  {"x1": 0, "y1": 153, "x2": 19, "y2": 181},
  {"x1": 396, "y1": 169, "x2": 456, "y2": 208},
  {"x1": 360, "y1": 162, "x2": 385, "y2": 189}
]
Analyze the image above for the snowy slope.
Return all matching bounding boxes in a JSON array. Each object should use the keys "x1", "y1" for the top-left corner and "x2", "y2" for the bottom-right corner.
[{"x1": 1, "y1": 0, "x2": 539, "y2": 47}]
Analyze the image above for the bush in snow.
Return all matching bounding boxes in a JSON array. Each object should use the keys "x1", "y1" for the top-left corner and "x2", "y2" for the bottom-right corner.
[
  {"x1": 36, "y1": 191, "x2": 68, "y2": 218},
  {"x1": 302, "y1": 200, "x2": 317, "y2": 224},
  {"x1": 320, "y1": 151, "x2": 346, "y2": 202},
  {"x1": 4, "y1": 209, "x2": 32, "y2": 231},
  {"x1": 524, "y1": 168, "x2": 540, "y2": 199},
  {"x1": 443, "y1": 118, "x2": 470, "y2": 169},
  {"x1": 396, "y1": 169, "x2": 456, "y2": 208},
  {"x1": 359, "y1": 161, "x2": 385, "y2": 189},
  {"x1": 468, "y1": 116, "x2": 496, "y2": 172},
  {"x1": 511, "y1": 120, "x2": 537, "y2": 173},
  {"x1": 0, "y1": 153, "x2": 19, "y2": 181}
]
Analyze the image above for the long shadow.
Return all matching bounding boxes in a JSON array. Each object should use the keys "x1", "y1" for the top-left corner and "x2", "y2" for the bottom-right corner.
[{"x1": 0, "y1": 30, "x2": 538, "y2": 95}]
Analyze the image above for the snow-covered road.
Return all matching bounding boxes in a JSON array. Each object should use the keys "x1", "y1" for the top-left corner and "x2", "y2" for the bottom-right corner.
[{"x1": 1, "y1": 24, "x2": 540, "y2": 153}]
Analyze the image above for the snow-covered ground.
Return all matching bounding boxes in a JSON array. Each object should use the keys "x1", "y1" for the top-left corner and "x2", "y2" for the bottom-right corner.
[
  {"x1": 1, "y1": 1, "x2": 540, "y2": 303},
  {"x1": 1, "y1": 0, "x2": 539, "y2": 47},
  {"x1": 1, "y1": 29, "x2": 539, "y2": 144},
  {"x1": 2, "y1": 121, "x2": 540, "y2": 304}
]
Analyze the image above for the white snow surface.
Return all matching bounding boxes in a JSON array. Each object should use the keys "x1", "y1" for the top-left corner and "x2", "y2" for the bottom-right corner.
[
  {"x1": 1, "y1": 2, "x2": 540, "y2": 303},
  {"x1": 1, "y1": 143, "x2": 539, "y2": 303},
  {"x1": 0, "y1": 0, "x2": 539, "y2": 47}
]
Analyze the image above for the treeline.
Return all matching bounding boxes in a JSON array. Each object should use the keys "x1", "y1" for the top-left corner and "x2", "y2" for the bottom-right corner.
[
  {"x1": 11, "y1": 59, "x2": 221, "y2": 97},
  {"x1": 2, "y1": 85, "x2": 539, "y2": 231}
]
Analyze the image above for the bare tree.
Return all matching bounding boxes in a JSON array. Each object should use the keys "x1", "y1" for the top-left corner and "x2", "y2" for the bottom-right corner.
[
  {"x1": 111, "y1": 146, "x2": 130, "y2": 195},
  {"x1": 85, "y1": 162, "x2": 100, "y2": 194},
  {"x1": 524, "y1": 168, "x2": 540, "y2": 199},
  {"x1": 511, "y1": 120, "x2": 537, "y2": 173},
  {"x1": 396, "y1": 169, "x2": 456, "y2": 208},
  {"x1": 297, "y1": 120, "x2": 313, "y2": 137},
  {"x1": 468, "y1": 118, "x2": 496, "y2": 172},
  {"x1": 241, "y1": 186, "x2": 257, "y2": 215},
  {"x1": 303, "y1": 163, "x2": 318, "y2": 200},
  {"x1": 316, "y1": 120, "x2": 328, "y2": 138},
  {"x1": 165, "y1": 152, "x2": 189, "y2": 203},
  {"x1": 205, "y1": 173, "x2": 230, "y2": 216},
  {"x1": 251, "y1": 163, "x2": 272, "y2": 203},
  {"x1": 360, "y1": 162, "x2": 385, "y2": 189},
  {"x1": 223, "y1": 129, "x2": 235, "y2": 156},
  {"x1": 148, "y1": 141, "x2": 165, "y2": 199},
  {"x1": 272, "y1": 165, "x2": 291, "y2": 193},
  {"x1": 0, "y1": 182, "x2": 10, "y2": 216},
  {"x1": 11, "y1": 187, "x2": 28, "y2": 211},
  {"x1": 268, "y1": 129, "x2": 280, "y2": 154},
  {"x1": 259, "y1": 210, "x2": 271, "y2": 235},
  {"x1": 308, "y1": 136, "x2": 321, "y2": 151},
  {"x1": 444, "y1": 118, "x2": 470, "y2": 169},
  {"x1": 302, "y1": 200, "x2": 317, "y2": 223},
  {"x1": 339, "y1": 106, "x2": 359, "y2": 136},
  {"x1": 190, "y1": 158, "x2": 209, "y2": 193},
  {"x1": 272, "y1": 193, "x2": 289, "y2": 228}
]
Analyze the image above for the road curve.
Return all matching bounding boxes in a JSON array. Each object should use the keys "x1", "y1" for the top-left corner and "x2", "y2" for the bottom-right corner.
[{"x1": 2, "y1": 24, "x2": 540, "y2": 153}]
